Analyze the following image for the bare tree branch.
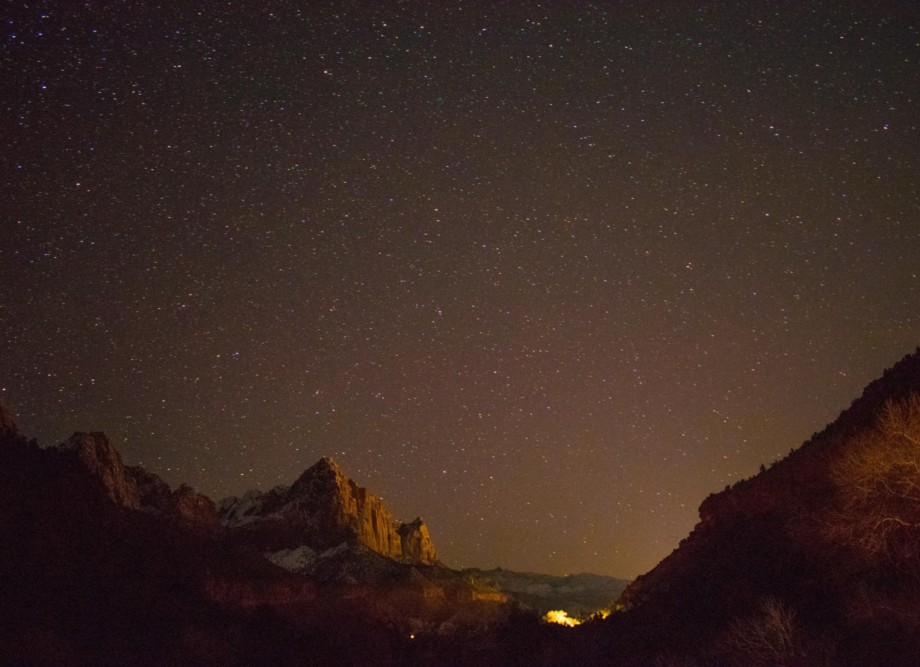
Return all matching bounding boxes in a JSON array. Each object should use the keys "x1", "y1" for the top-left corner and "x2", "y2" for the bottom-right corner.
[{"x1": 825, "y1": 394, "x2": 920, "y2": 563}]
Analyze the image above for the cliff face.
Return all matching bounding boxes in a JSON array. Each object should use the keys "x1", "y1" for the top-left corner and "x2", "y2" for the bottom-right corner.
[
  {"x1": 219, "y1": 457, "x2": 437, "y2": 565},
  {"x1": 398, "y1": 518, "x2": 438, "y2": 564},
  {"x1": 22, "y1": 428, "x2": 437, "y2": 566},
  {"x1": 0, "y1": 415, "x2": 360, "y2": 666},
  {"x1": 58, "y1": 431, "x2": 218, "y2": 528},
  {"x1": 61, "y1": 432, "x2": 141, "y2": 509},
  {"x1": 288, "y1": 457, "x2": 406, "y2": 558},
  {"x1": 0, "y1": 409, "x2": 506, "y2": 665}
]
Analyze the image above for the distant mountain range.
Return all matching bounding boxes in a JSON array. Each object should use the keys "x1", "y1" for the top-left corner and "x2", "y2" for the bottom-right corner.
[
  {"x1": 217, "y1": 456, "x2": 439, "y2": 579},
  {"x1": 0, "y1": 408, "x2": 620, "y2": 665},
  {"x1": 463, "y1": 568, "x2": 628, "y2": 618}
]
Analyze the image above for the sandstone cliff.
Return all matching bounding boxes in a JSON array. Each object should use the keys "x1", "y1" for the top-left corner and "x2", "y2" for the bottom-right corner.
[
  {"x1": 59, "y1": 431, "x2": 218, "y2": 527},
  {"x1": 219, "y1": 457, "x2": 437, "y2": 565},
  {"x1": 398, "y1": 517, "x2": 438, "y2": 564},
  {"x1": 0, "y1": 408, "x2": 512, "y2": 665},
  {"x1": 61, "y1": 432, "x2": 141, "y2": 508}
]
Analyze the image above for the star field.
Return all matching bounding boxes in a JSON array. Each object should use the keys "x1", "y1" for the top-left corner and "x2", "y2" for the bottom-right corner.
[{"x1": 2, "y1": 2, "x2": 919, "y2": 577}]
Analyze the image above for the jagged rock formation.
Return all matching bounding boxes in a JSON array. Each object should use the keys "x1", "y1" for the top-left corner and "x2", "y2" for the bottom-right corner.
[
  {"x1": 0, "y1": 416, "x2": 359, "y2": 666},
  {"x1": 57, "y1": 431, "x2": 219, "y2": 528},
  {"x1": 219, "y1": 456, "x2": 437, "y2": 565},
  {"x1": 61, "y1": 432, "x2": 142, "y2": 508},
  {"x1": 170, "y1": 483, "x2": 220, "y2": 527},
  {"x1": 398, "y1": 517, "x2": 438, "y2": 564},
  {"x1": 0, "y1": 410, "x2": 509, "y2": 665}
]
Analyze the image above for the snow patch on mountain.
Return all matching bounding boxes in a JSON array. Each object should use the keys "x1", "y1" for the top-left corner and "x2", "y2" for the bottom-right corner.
[
  {"x1": 267, "y1": 545, "x2": 317, "y2": 572},
  {"x1": 219, "y1": 485, "x2": 289, "y2": 527}
]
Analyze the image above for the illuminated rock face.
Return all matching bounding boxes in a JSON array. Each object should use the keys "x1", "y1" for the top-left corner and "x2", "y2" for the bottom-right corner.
[
  {"x1": 398, "y1": 517, "x2": 438, "y2": 564},
  {"x1": 61, "y1": 432, "x2": 141, "y2": 508},
  {"x1": 287, "y1": 457, "x2": 405, "y2": 558},
  {"x1": 59, "y1": 432, "x2": 219, "y2": 528},
  {"x1": 219, "y1": 457, "x2": 438, "y2": 565},
  {"x1": 170, "y1": 483, "x2": 220, "y2": 527}
]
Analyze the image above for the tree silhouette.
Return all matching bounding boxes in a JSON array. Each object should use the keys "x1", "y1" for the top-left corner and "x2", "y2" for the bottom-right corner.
[
  {"x1": 825, "y1": 393, "x2": 920, "y2": 563},
  {"x1": 720, "y1": 596, "x2": 801, "y2": 666}
]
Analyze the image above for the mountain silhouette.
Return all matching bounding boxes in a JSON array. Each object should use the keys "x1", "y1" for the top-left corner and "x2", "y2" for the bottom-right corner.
[
  {"x1": 563, "y1": 348, "x2": 920, "y2": 666},
  {"x1": 0, "y1": 420, "x2": 505, "y2": 665},
  {"x1": 219, "y1": 456, "x2": 436, "y2": 564}
]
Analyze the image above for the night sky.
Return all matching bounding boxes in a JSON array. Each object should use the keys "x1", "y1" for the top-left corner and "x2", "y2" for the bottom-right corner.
[{"x1": 2, "y1": 2, "x2": 919, "y2": 578}]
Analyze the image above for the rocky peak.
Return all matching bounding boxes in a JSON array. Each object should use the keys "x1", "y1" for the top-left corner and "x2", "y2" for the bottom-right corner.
[
  {"x1": 220, "y1": 457, "x2": 439, "y2": 565},
  {"x1": 313, "y1": 456, "x2": 343, "y2": 477},
  {"x1": 53, "y1": 432, "x2": 216, "y2": 527},
  {"x1": 398, "y1": 517, "x2": 437, "y2": 564},
  {"x1": 171, "y1": 484, "x2": 219, "y2": 528},
  {"x1": 61, "y1": 432, "x2": 140, "y2": 509},
  {"x1": 288, "y1": 456, "x2": 347, "y2": 499}
]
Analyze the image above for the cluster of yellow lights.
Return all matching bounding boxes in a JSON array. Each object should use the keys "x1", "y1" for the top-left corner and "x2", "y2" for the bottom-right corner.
[
  {"x1": 543, "y1": 610, "x2": 580, "y2": 627},
  {"x1": 543, "y1": 608, "x2": 613, "y2": 627}
]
